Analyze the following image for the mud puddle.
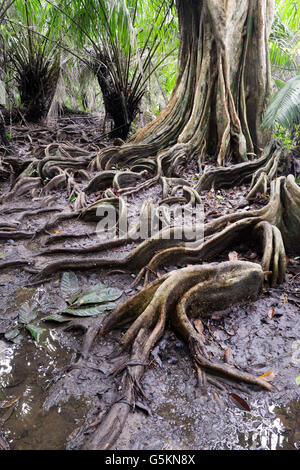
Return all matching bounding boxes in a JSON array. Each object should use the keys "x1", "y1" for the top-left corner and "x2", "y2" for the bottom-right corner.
[{"x1": 0, "y1": 331, "x2": 90, "y2": 450}]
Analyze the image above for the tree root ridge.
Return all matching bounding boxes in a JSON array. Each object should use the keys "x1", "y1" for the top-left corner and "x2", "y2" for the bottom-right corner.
[
  {"x1": 30, "y1": 174, "x2": 299, "y2": 283},
  {"x1": 83, "y1": 261, "x2": 273, "y2": 450}
]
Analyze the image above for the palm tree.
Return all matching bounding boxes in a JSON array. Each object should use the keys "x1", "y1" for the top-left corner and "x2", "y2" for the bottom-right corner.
[
  {"x1": 4, "y1": 0, "x2": 61, "y2": 122},
  {"x1": 0, "y1": 0, "x2": 16, "y2": 145},
  {"x1": 47, "y1": 0, "x2": 178, "y2": 139}
]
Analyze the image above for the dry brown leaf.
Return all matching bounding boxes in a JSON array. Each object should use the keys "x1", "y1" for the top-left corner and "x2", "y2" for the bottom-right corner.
[
  {"x1": 229, "y1": 393, "x2": 251, "y2": 411},
  {"x1": 224, "y1": 347, "x2": 234, "y2": 365},
  {"x1": 228, "y1": 251, "x2": 238, "y2": 261},
  {"x1": 89, "y1": 420, "x2": 100, "y2": 427},
  {"x1": 193, "y1": 319, "x2": 204, "y2": 335},
  {"x1": 0, "y1": 396, "x2": 20, "y2": 409},
  {"x1": 267, "y1": 307, "x2": 275, "y2": 319}
]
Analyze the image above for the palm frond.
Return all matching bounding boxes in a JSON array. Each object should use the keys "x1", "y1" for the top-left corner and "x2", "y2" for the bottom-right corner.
[{"x1": 262, "y1": 75, "x2": 300, "y2": 129}]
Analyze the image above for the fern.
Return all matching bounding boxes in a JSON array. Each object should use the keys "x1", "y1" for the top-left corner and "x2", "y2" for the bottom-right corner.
[{"x1": 262, "y1": 75, "x2": 300, "y2": 129}]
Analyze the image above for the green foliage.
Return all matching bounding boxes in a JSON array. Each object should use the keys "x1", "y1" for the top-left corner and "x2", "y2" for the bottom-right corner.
[
  {"x1": 70, "y1": 283, "x2": 122, "y2": 306},
  {"x1": 5, "y1": 300, "x2": 46, "y2": 345},
  {"x1": 272, "y1": 123, "x2": 300, "y2": 151},
  {"x1": 4, "y1": 272, "x2": 122, "y2": 344},
  {"x1": 62, "y1": 303, "x2": 116, "y2": 317},
  {"x1": 270, "y1": 0, "x2": 300, "y2": 73},
  {"x1": 43, "y1": 272, "x2": 122, "y2": 322},
  {"x1": 2, "y1": 0, "x2": 62, "y2": 120},
  {"x1": 0, "y1": 1, "x2": 16, "y2": 25},
  {"x1": 43, "y1": 0, "x2": 178, "y2": 136},
  {"x1": 0, "y1": 0, "x2": 298, "y2": 131},
  {"x1": 25, "y1": 324, "x2": 47, "y2": 343},
  {"x1": 262, "y1": 75, "x2": 300, "y2": 130}
]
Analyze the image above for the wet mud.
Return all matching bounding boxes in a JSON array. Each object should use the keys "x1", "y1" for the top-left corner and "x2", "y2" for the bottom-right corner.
[{"x1": 0, "y1": 118, "x2": 299, "y2": 450}]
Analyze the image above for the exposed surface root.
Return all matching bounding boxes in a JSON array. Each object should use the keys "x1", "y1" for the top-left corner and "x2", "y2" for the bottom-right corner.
[
  {"x1": 0, "y1": 114, "x2": 298, "y2": 451},
  {"x1": 83, "y1": 261, "x2": 272, "y2": 450},
  {"x1": 195, "y1": 141, "x2": 280, "y2": 191}
]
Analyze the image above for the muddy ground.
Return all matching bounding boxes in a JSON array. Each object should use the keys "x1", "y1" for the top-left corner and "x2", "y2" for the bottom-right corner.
[{"x1": 0, "y1": 115, "x2": 299, "y2": 450}]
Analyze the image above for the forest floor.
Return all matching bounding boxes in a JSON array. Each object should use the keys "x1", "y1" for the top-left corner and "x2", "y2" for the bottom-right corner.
[{"x1": 0, "y1": 114, "x2": 299, "y2": 450}]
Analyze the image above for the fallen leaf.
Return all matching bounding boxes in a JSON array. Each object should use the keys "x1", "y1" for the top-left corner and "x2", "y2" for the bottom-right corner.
[
  {"x1": 259, "y1": 370, "x2": 275, "y2": 382},
  {"x1": 0, "y1": 396, "x2": 21, "y2": 409},
  {"x1": 67, "y1": 426, "x2": 81, "y2": 441},
  {"x1": 283, "y1": 295, "x2": 288, "y2": 304},
  {"x1": 229, "y1": 393, "x2": 251, "y2": 411},
  {"x1": 193, "y1": 319, "x2": 204, "y2": 335},
  {"x1": 267, "y1": 307, "x2": 275, "y2": 319},
  {"x1": 224, "y1": 347, "x2": 234, "y2": 365},
  {"x1": 89, "y1": 420, "x2": 100, "y2": 427},
  {"x1": 55, "y1": 230, "x2": 62, "y2": 234},
  {"x1": 228, "y1": 251, "x2": 239, "y2": 261}
]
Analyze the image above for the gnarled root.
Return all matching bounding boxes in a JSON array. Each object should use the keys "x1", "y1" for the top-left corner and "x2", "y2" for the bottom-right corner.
[
  {"x1": 254, "y1": 221, "x2": 286, "y2": 286},
  {"x1": 27, "y1": 175, "x2": 298, "y2": 289},
  {"x1": 195, "y1": 141, "x2": 280, "y2": 192},
  {"x1": 83, "y1": 261, "x2": 272, "y2": 450}
]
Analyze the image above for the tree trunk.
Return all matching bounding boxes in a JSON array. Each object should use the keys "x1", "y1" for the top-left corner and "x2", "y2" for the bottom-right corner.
[
  {"x1": 137, "y1": 0, "x2": 275, "y2": 161},
  {"x1": 92, "y1": 0, "x2": 274, "y2": 173},
  {"x1": 94, "y1": 52, "x2": 139, "y2": 140}
]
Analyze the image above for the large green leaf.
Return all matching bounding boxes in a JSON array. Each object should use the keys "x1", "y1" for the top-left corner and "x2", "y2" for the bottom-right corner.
[
  {"x1": 71, "y1": 284, "x2": 122, "y2": 306},
  {"x1": 43, "y1": 313, "x2": 71, "y2": 323},
  {"x1": 26, "y1": 324, "x2": 47, "y2": 344},
  {"x1": 63, "y1": 302, "x2": 116, "y2": 317}
]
